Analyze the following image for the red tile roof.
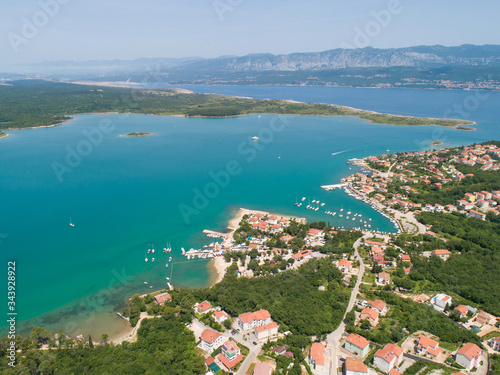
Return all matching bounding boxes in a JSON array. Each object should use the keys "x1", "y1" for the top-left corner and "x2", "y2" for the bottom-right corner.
[
  {"x1": 255, "y1": 322, "x2": 278, "y2": 333},
  {"x1": 200, "y1": 328, "x2": 221, "y2": 344},
  {"x1": 154, "y1": 292, "x2": 172, "y2": 305},
  {"x1": 457, "y1": 343, "x2": 482, "y2": 360},
  {"x1": 361, "y1": 308, "x2": 379, "y2": 321},
  {"x1": 217, "y1": 352, "x2": 243, "y2": 370},
  {"x1": 310, "y1": 342, "x2": 325, "y2": 366},
  {"x1": 197, "y1": 301, "x2": 212, "y2": 312},
  {"x1": 346, "y1": 333, "x2": 369, "y2": 349},
  {"x1": 418, "y1": 334, "x2": 439, "y2": 349},
  {"x1": 345, "y1": 357, "x2": 368, "y2": 373}
]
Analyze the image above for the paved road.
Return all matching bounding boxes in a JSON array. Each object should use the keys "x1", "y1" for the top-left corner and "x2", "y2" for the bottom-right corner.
[{"x1": 327, "y1": 235, "x2": 366, "y2": 375}]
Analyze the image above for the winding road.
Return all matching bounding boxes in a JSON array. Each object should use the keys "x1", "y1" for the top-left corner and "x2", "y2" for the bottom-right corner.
[{"x1": 327, "y1": 235, "x2": 366, "y2": 375}]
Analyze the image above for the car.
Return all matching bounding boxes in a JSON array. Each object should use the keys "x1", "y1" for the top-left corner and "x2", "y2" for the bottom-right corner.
[
  {"x1": 231, "y1": 330, "x2": 237, "y2": 335},
  {"x1": 252, "y1": 341, "x2": 257, "y2": 346}
]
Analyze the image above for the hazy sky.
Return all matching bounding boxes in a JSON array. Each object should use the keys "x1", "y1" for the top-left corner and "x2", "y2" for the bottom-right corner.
[{"x1": 1, "y1": 0, "x2": 498, "y2": 70}]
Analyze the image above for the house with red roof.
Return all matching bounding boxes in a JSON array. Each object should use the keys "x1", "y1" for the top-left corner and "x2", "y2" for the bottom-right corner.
[
  {"x1": 238, "y1": 309, "x2": 272, "y2": 331},
  {"x1": 154, "y1": 292, "x2": 172, "y2": 306},
  {"x1": 431, "y1": 249, "x2": 451, "y2": 261},
  {"x1": 212, "y1": 310, "x2": 229, "y2": 324},
  {"x1": 194, "y1": 300, "x2": 213, "y2": 314},
  {"x1": 376, "y1": 272, "x2": 391, "y2": 286},
  {"x1": 399, "y1": 254, "x2": 411, "y2": 262},
  {"x1": 344, "y1": 333, "x2": 370, "y2": 358},
  {"x1": 367, "y1": 299, "x2": 388, "y2": 315},
  {"x1": 365, "y1": 240, "x2": 387, "y2": 249},
  {"x1": 488, "y1": 336, "x2": 500, "y2": 352},
  {"x1": 309, "y1": 342, "x2": 326, "y2": 371},
  {"x1": 415, "y1": 334, "x2": 441, "y2": 358},
  {"x1": 267, "y1": 215, "x2": 279, "y2": 224},
  {"x1": 280, "y1": 235, "x2": 295, "y2": 243},
  {"x1": 292, "y1": 249, "x2": 314, "y2": 261},
  {"x1": 454, "y1": 305, "x2": 469, "y2": 319},
  {"x1": 475, "y1": 310, "x2": 496, "y2": 326},
  {"x1": 199, "y1": 328, "x2": 224, "y2": 353},
  {"x1": 468, "y1": 210, "x2": 486, "y2": 221},
  {"x1": 217, "y1": 340, "x2": 244, "y2": 371},
  {"x1": 345, "y1": 356, "x2": 368, "y2": 375},
  {"x1": 431, "y1": 293, "x2": 452, "y2": 312},
  {"x1": 338, "y1": 259, "x2": 352, "y2": 273},
  {"x1": 255, "y1": 322, "x2": 279, "y2": 341},
  {"x1": 307, "y1": 228, "x2": 324, "y2": 239},
  {"x1": 455, "y1": 343, "x2": 482, "y2": 370},
  {"x1": 360, "y1": 308, "x2": 379, "y2": 327},
  {"x1": 374, "y1": 343, "x2": 403, "y2": 373},
  {"x1": 270, "y1": 224, "x2": 282, "y2": 234}
]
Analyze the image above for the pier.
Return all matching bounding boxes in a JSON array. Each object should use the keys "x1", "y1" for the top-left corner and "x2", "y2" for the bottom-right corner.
[
  {"x1": 321, "y1": 183, "x2": 347, "y2": 191},
  {"x1": 202, "y1": 229, "x2": 228, "y2": 239}
]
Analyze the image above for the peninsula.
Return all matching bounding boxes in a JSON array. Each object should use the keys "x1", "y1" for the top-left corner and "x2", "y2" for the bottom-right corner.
[{"x1": 0, "y1": 80, "x2": 474, "y2": 131}]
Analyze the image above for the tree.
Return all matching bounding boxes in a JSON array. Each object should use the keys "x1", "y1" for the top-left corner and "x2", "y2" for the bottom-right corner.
[
  {"x1": 88, "y1": 335, "x2": 94, "y2": 349},
  {"x1": 101, "y1": 333, "x2": 109, "y2": 346}
]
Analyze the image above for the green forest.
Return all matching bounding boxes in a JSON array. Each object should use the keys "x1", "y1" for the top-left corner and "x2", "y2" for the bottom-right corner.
[
  {"x1": 393, "y1": 212, "x2": 500, "y2": 315},
  {"x1": 0, "y1": 80, "x2": 472, "y2": 130},
  {"x1": 0, "y1": 315, "x2": 205, "y2": 375}
]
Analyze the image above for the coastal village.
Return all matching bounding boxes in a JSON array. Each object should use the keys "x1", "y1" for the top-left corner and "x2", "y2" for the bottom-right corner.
[
  {"x1": 17, "y1": 142, "x2": 500, "y2": 375},
  {"x1": 108, "y1": 142, "x2": 499, "y2": 375}
]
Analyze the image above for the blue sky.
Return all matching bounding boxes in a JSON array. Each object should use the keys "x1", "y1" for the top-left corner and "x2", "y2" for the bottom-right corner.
[{"x1": 1, "y1": 0, "x2": 498, "y2": 70}]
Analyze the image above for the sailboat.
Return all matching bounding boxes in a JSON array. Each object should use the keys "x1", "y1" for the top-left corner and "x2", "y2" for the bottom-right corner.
[
  {"x1": 169, "y1": 256, "x2": 172, "y2": 262},
  {"x1": 69, "y1": 218, "x2": 75, "y2": 227}
]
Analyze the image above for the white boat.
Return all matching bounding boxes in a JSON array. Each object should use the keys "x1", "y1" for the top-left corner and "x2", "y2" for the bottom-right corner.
[
  {"x1": 145, "y1": 257, "x2": 148, "y2": 262},
  {"x1": 251, "y1": 136, "x2": 259, "y2": 141},
  {"x1": 320, "y1": 203, "x2": 325, "y2": 207},
  {"x1": 332, "y1": 212, "x2": 336, "y2": 216},
  {"x1": 169, "y1": 256, "x2": 172, "y2": 262},
  {"x1": 340, "y1": 208, "x2": 343, "y2": 212},
  {"x1": 297, "y1": 203, "x2": 302, "y2": 207},
  {"x1": 347, "y1": 211, "x2": 351, "y2": 215},
  {"x1": 152, "y1": 258, "x2": 155, "y2": 262},
  {"x1": 144, "y1": 281, "x2": 148, "y2": 285},
  {"x1": 315, "y1": 207, "x2": 319, "y2": 211},
  {"x1": 69, "y1": 217, "x2": 75, "y2": 227},
  {"x1": 301, "y1": 197, "x2": 306, "y2": 201},
  {"x1": 152, "y1": 249, "x2": 155, "y2": 254}
]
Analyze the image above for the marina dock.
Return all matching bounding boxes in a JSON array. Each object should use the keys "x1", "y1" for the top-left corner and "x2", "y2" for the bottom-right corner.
[
  {"x1": 321, "y1": 183, "x2": 347, "y2": 191},
  {"x1": 202, "y1": 229, "x2": 227, "y2": 238}
]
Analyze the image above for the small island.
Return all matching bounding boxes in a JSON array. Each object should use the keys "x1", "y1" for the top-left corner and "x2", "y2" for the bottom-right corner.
[
  {"x1": 125, "y1": 132, "x2": 152, "y2": 137},
  {"x1": 430, "y1": 140, "x2": 444, "y2": 145},
  {"x1": 0, "y1": 132, "x2": 8, "y2": 139}
]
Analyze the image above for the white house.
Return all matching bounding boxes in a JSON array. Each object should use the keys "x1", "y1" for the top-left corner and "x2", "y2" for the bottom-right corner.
[
  {"x1": 488, "y1": 337, "x2": 500, "y2": 352},
  {"x1": 238, "y1": 309, "x2": 272, "y2": 331},
  {"x1": 376, "y1": 272, "x2": 390, "y2": 285},
  {"x1": 255, "y1": 322, "x2": 279, "y2": 341},
  {"x1": 338, "y1": 260, "x2": 352, "y2": 273},
  {"x1": 199, "y1": 328, "x2": 224, "y2": 354},
  {"x1": 431, "y1": 294, "x2": 452, "y2": 312},
  {"x1": 455, "y1": 343, "x2": 482, "y2": 370},
  {"x1": 374, "y1": 344, "x2": 403, "y2": 373}
]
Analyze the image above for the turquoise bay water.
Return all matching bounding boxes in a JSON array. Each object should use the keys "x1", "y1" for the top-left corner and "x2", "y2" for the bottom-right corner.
[{"x1": 0, "y1": 86, "x2": 498, "y2": 338}]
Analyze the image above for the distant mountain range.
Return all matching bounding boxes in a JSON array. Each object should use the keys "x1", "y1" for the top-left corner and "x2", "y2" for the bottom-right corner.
[
  {"x1": 168, "y1": 45, "x2": 500, "y2": 72},
  {"x1": 3, "y1": 45, "x2": 500, "y2": 90}
]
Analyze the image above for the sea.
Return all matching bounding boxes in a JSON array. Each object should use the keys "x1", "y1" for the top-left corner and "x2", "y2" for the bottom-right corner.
[{"x1": 1, "y1": 85, "x2": 498, "y2": 339}]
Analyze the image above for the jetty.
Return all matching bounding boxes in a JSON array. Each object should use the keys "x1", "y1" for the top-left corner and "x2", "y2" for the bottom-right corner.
[
  {"x1": 202, "y1": 229, "x2": 227, "y2": 239},
  {"x1": 321, "y1": 183, "x2": 347, "y2": 191}
]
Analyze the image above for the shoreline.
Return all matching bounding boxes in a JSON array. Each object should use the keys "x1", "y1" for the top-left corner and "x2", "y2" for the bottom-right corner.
[{"x1": 208, "y1": 207, "x2": 306, "y2": 286}]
